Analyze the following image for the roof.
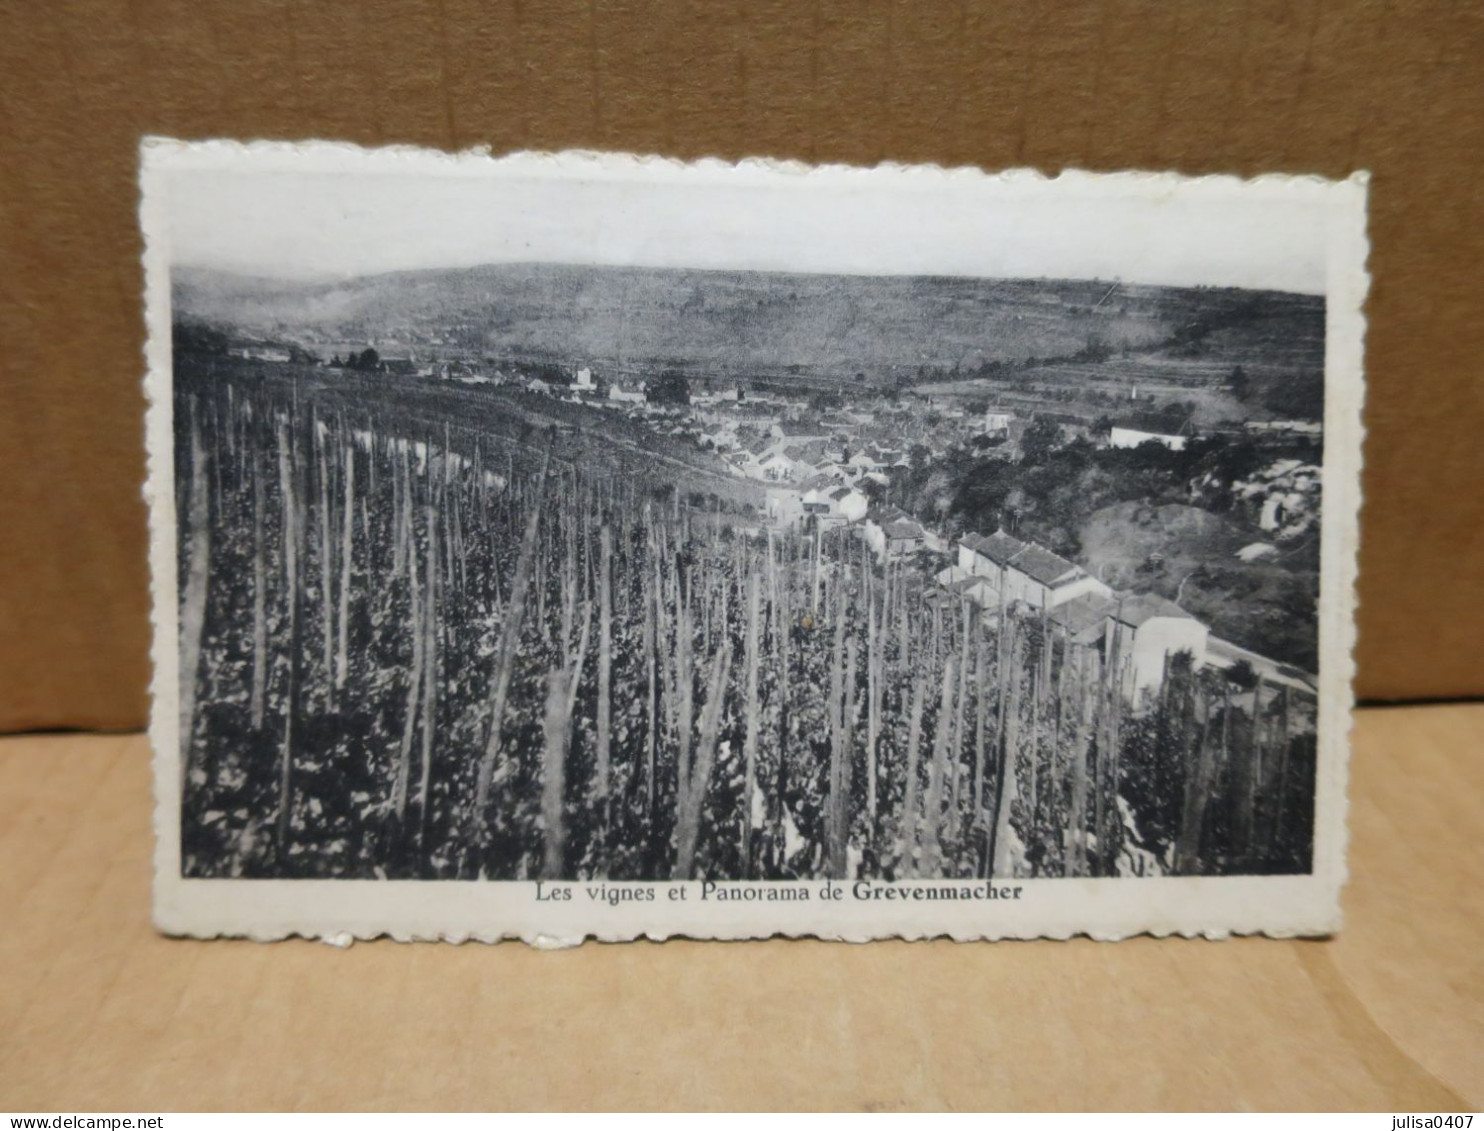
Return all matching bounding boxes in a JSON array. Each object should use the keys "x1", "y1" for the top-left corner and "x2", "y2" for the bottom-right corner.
[
  {"x1": 1010, "y1": 544, "x2": 1083, "y2": 587},
  {"x1": 946, "y1": 576, "x2": 992, "y2": 597},
  {"x1": 960, "y1": 530, "x2": 1082, "y2": 587},
  {"x1": 1047, "y1": 593, "x2": 1119, "y2": 636},
  {"x1": 1207, "y1": 636, "x2": 1317, "y2": 692},
  {"x1": 868, "y1": 505, "x2": 912, "y2": 524},
  {"x1": 828, "y1": 486, "x2": 855, "y2": 501},
  {"x1": 884, "y1": 518, "x2": 926, "y2": 539},
  {"x1": 960, "y1": 530, "x2": 1028, "y2": 567},
  {"x1": 1114, "y1": 593, "x2": 1200, "y2": 627}
]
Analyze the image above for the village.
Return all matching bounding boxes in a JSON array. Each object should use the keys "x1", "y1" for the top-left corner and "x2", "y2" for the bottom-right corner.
[
  {"x1": 216, "y1": 335, "x2": 1325, "y2": 710},
  {"x1": 283, "y1": 347, "x2": 1321, "y2": 712}
]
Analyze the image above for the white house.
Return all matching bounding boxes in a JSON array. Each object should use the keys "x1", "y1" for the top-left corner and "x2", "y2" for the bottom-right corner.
[
  {"x1": 825, "y1": 486, "x2": 868, "y2": 523},
  {"x1": 1042, "y1": 589, "x2": 1315, "y2": 709},
  {"x1": 237, "y1": 346, "x2": 291, "y2": 363},
  {"x1": 764, "y1": 486, "x2": 805, "y2": 527},
  {"x1": 609, "y1": 382, "x2": 646, "y2": 404},
  {"x1": 984, "y1": 408, "x2": 1015, "y2": 435},
  {"x1": 952, "y1": 530, "x2": 1111, "y2": 609},
  {"x1": 757, "y1": 451, "x2": 798, "y2": 482},
  {"x1": 1101, "y1": 593, "x2": 1210, "y2": 703},
  {"x1": 800, "y1": 476, "x2": 838, "y2": 518},
  {"x1": 689, "y1": 385, "x2": 740, "y2": 407},
  {"x1": 575, "y1": 366, "x2": 595, "y2": 389},
  {"x1": 1042, "y1": 590, "x2": 1210, "y2": 707},
  {"x1": 863, "y1": 511, "x2": 928, "y2": 561},
  {"x1": 1109, "y1": 426, "x2": 1187, "y2": 451}
]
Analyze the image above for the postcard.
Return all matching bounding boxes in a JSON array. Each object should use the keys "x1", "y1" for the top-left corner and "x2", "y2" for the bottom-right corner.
[{"x1": 142, "y1": 140, "x2": 1367, "y2": 942}]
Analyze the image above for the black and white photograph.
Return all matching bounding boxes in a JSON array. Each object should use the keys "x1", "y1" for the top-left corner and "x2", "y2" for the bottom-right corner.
[{"x1": 143, "y1": 143, "x2": 1366, "y2": 941}]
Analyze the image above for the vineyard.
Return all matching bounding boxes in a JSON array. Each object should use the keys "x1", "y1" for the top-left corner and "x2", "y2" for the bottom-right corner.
[{"x1": 174, "y1": 360, "x2": 1317, "y2": 882}]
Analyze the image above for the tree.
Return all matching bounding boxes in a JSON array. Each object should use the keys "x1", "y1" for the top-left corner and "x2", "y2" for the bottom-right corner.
[
  {"x1": 809, "y1": 390, "x2": 843, "y2": 412},
  {"x1": 1075, "y1": 335, "x2": 1113, "y2": 363},
  {"x1": 648, "y1": 370, "x2": 690, "y2": 406},
  {"x1": 1229, "y1": 365, "x2": 1250, "y2": 400},
  {"x1": 1019, "y1": 417, "x2": 1062, "y2": 464},
  {"x1": 347, "y1": 347, "x2": 380, "y2": 372},
  {"x1": 1224, "y1": 658, "x2": 1259, "y2": 693},
  {"x1": 173, "y1": 320, "x2": 228, "y2": 356},
  {"x1": 950, "y1": 459, "x2": 1015, "y2": 531}
]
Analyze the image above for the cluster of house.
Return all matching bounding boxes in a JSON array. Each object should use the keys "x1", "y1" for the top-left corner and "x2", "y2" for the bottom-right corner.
[
  {"x1": 515, "y1": 366, "x2": 940, "y2": 517},
  {"x1": 522, "y1": 366, "x2": 1035, "y2": 472},
  {"x1": 736, "y1": 424, "x2": 906, "y2": 482},
  {"x1": 1236, "y1": 459, "x2": 1322, "y2": 542},
  {"x1": 791, "y1": 484, "x2": 1314, "y2": 709},
  {"x1": 1244, "y1": 419, "x2": 1323, "y2": 438},
  {"x1": 231, "y1": 344, "x2": 292, "y2": 363},
  {"x1": 924, "y1": 528, "x2": 1315, "y2": 705}
]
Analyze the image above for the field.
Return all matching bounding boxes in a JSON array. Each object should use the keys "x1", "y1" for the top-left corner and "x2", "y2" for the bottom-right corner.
[
  {"x1": 174, "y1": 266, "x2": 1323, "y2": 407},
  {"x1": 174, "y1": 356, "x2": 1318, "y2": 883},
  {"x1": 918, "y1": 358, "x2": 1254, "y2": 427}
]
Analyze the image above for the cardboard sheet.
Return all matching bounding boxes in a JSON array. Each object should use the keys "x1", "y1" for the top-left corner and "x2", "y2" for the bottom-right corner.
[{"x1": 3, "y1": 3, "x2": 1484, "y2": 732}]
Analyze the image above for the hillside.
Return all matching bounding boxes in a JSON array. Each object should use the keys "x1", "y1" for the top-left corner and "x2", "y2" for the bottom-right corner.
[
  {"x1": 1078, "y1": 501, "x2": 1319, "y2": 671},
  {"x1": 173, "y1": 263, "x2": 1324, "y2": 401}
]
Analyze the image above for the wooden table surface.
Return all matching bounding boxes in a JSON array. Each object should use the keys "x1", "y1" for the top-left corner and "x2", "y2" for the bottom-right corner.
[{"x1": 2, "y1": 704, "x2": 1479, "y2": 1112}]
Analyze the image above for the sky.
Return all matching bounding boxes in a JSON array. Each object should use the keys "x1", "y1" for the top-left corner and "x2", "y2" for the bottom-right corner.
[{"x1": 151, "y1": 146, "x2": 1338, "y2": 294}]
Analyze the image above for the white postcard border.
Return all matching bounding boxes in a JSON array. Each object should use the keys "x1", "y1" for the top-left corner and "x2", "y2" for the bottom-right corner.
[{"x1": 142, "y1": 140, "x2": 1368, "y2": 944}]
